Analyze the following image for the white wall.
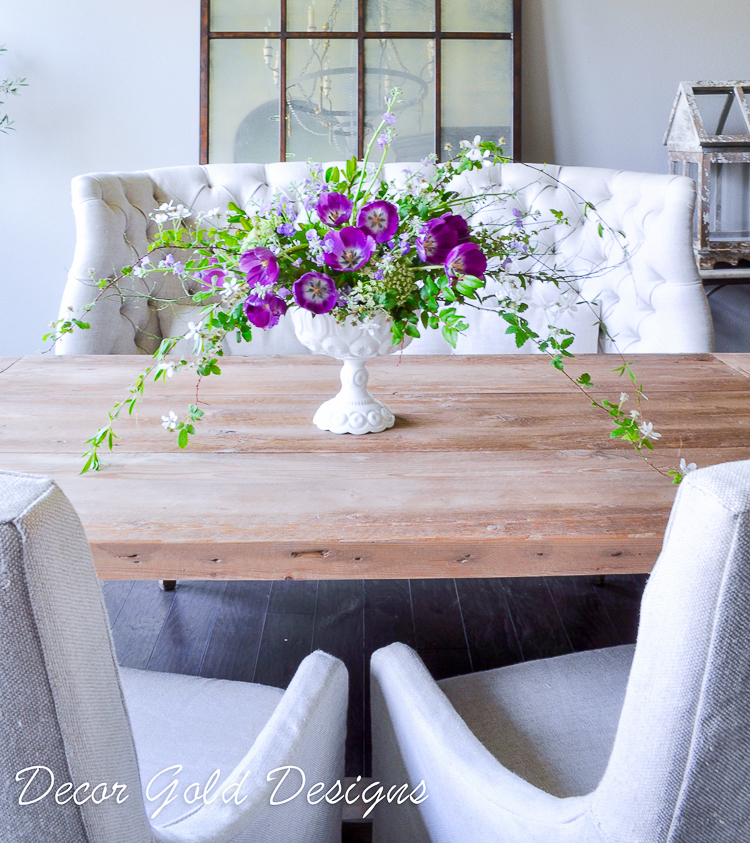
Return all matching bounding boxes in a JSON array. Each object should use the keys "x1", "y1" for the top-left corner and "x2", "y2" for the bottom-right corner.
[
  {"x1": 0, "y1": 0, "x2": 200, "y2": 356},
  {"x1": 1, "y1": 0, "x2": 749, "y2": 354}
]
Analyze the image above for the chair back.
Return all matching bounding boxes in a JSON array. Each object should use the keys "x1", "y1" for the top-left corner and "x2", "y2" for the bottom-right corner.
[
  {"x1": 57, "y1": 162, "x2": 712, "y2": 357},
  {"x1": 0, "y1": 472, "x2": 153, "y2": 842},
  {"x1": 593, "y1": 460, "x2": 750, "y2": 842}
]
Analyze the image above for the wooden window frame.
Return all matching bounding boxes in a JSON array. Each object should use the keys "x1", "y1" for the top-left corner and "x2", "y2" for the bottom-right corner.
[{"x1": 200, "y1": 0, "x2": 522, "y2": 163}]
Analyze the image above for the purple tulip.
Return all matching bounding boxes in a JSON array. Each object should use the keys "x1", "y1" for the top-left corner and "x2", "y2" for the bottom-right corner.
[
  {"x1": 239, "y1": 247, "x2": 279, "y2": 287},
  {"x1": 357, "y1": 200, "x2": 399, "y2": 243},
  {"x1": 317, "y1": 192, "x2": 353, "y2": 227},
  {"x1": 323, "y1": 227, "x2": 375, "y2": 272},
  {"x1": 293, "y1": 272, "x2": 338, "y2": 314},
  {"x1": 416, "y1": 213, "x2": 471, "y2": 264},
  {"x1": 199, "y1": 263, "x2": 227, "y2": 289},
  {"x1": 243, "y1": 287, "x2": 288, "y2": 330},
  {"x1": 445, "y1": 243, "x2": 487, "y2": 280}
]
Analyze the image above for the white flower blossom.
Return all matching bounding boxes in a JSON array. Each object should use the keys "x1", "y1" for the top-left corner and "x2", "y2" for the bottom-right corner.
[
  {"x1": 629, "y1": 409, "x2": 640, "y2": 420},
  {"x1": 219, "y1": 276, "x2": 243, "y2": 298},
  {"x1": 619, "y1": 392, "x2": 628, "y2": 404},
  {"x1": 157, "y1": 361, "x2": 177, "y2": 378},
  {"x1": 151, "y1": 200, "x2": 192, "y2": 224},
  {"x1": 679, "y1": 458, "x2": 697, "y2": 476},
  {"x1": 161, "y1": 411, "x2": 178, "y2": 430},
  {"x1": 638, "y1": 421, "x2": 661, "y2": 441},
  {"x1": 196, "y1": 207, "x2": 221, "y2": 222},
  {"x1": 459, "y1": 134, "x2": 492, "y2": 166},
  {"x1": 184, "y1": 321, "x2": 203, "y2": 344}
]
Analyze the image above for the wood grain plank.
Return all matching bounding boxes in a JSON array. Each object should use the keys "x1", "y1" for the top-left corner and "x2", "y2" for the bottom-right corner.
[
  {"x1": 100, "y1": 579, "x2": 134, "y2": 626},
  {"x1": 545, "y1": 576, "x2": 624, "y2": 652},
  {"x1": 110, "y1": 581, "x2": 175, "y2": 669},
  {"x1": 200, "y1": 581, "x2": 272, "y2": 681},
  {"x1": 498, "y1": 578, "x2": 573, "y2": 662},
  {"x1": 147, "y1": 580, "x2": 227, "y2": 675},
  {"x1": 253, "y1": 612, "x2": 315, "y2": 688},
  {"x1": 455, "y1": 578, "x2": 524, "y2": 672},
  {"x1": 3, "y1": 354, "x2": 750, "y2": 580},
  {"x1": 312, "y1": 581, "x2": 365, "y2": 777}
]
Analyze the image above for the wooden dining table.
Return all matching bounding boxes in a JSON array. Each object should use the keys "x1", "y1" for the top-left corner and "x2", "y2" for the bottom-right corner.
[{"x1": 2, "y1": 352, "x2": 750, "y2": 581}]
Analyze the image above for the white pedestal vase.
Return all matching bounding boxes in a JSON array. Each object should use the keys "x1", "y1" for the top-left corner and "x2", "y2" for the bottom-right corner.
[{"x1": 291, "y1": 308, "x2": 411, "y2": 434}]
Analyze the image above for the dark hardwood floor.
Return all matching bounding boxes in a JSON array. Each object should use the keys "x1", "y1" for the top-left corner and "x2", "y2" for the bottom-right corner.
[{"x1": 103, "y1": 574, "x2": 647, "y2": 843}]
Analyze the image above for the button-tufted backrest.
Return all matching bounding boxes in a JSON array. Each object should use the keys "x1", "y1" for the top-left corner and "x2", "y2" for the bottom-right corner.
[{"x1": 57, "y1": 162, "x2": 713, "y2": 356}]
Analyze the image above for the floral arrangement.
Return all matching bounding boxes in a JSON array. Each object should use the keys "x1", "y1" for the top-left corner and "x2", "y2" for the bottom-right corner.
[{"x1": 47, "y1": 91, "x2": 692, "y2": 483}]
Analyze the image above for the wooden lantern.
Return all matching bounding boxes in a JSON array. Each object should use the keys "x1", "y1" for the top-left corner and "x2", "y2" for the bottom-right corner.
[{"x1": 664, "y1": 81, "x2": 750, "y2": 270}]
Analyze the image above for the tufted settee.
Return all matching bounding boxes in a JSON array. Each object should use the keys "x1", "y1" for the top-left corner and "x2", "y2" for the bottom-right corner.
[{"x1": 56, "y1": 162, "x2": 714, "y2": 356}]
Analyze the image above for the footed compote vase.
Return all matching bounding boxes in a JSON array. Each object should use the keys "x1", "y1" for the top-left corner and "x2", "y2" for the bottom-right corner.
[{"x1": 291, "y1": 308, "x2": 411, "y2": 434}]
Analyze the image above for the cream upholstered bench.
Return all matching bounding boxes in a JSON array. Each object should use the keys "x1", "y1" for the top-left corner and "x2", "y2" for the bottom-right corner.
[{"x1": 56, "y1": 162, "x2": 713, "y2": 357}]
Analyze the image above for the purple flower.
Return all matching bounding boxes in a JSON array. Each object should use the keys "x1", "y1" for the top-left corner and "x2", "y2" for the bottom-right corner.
[
  {"x1": 239, "y1": 248, "x2": 279, "y2": 286},
  {"x1": 513, "y1": 208, "x2": 524, "y2": 229},
  {"x1": 199, "y1": 262, "x2": 227, "y2": 289},
  {"x1": 445, "y1": 243, "x2": 487, "y2": 281},
  {"x1": 382, "y1": 112, "x2": 396, "y2": 126},
  {"x1": 243, "y1": 288, "x2": 288, "y2": 330},
  {"x1": 323, "y1": 227, "x2": 376, "y2": 272},
  {"x1": 293, "y1": 271, "x2": 338, "y2": 314},
  {"x1": 277, "y1": 222, "x2": 296, "y2": 236},
  {"x1": 357, "y1": 200, "x2": 399, "y2": 244},
  {"x1": 377, "y1": 134, "x2": 389, "y2": 149},
  {"x1": 399, "y1": 235, "x2": 411, "y2": 256},
  {"x1": 416, "y1": 213, "x2": 471, "y2": 264},
  {"x1": 316, "y1": 192, "x2": 353, "y2": 227}
]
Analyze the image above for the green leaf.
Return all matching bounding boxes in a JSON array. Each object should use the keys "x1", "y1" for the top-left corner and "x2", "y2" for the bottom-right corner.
[{"x1": 177, "y1": 428, "x2": 189, "y2": 449}]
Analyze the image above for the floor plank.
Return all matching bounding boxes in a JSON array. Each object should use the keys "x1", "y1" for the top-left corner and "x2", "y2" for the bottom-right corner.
[
  {"x1": 253, "y1": 612, "x2": 316, "y2": 688},
  {"x1": 147, "y1": 580, "x2": 227, "y2": 675},
  {"x1": 110, "y1": 581, "x2": 176, "y2": 669},
  {"x1": 498, "y1": 578, "x2": 573, "y2": 662},
  {"x1": 200, "y1": 581, "x2": 272, "y2": 681},
  {"x1": 312, "y1": 581, "x2": 365, "y2": 777},
  {"x1": 546, "y1": 576, "x2": 624, "y2": 652},
  {"x1": 100, "y1": 579, "x2": 134, "y2": 626},
  {"x1": 455, "y1": 578, "x2": 523, "y2": 672}
]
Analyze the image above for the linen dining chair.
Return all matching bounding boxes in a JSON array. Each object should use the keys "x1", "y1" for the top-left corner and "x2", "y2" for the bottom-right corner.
[
  {"x1": 369, "y1": 458, "x2": 750, "y2": 843},
  {"x1": 0, "y1": 470, "x2": 348, "y2": 843}
]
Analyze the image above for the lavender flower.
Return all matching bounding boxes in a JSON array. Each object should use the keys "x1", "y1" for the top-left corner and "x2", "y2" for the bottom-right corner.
[
  {"x1": 399, "y1": 234, "x2": 411, "y2": 256},
  {"x1": 293, "y1": 272, "x2": 338, "y2": 314},
  {"x1": 416, "y1": 213, "x2": 471, "y2": 263},
  {"x1": 162, "y1": 254, "x2": 186, "y2": 277},
  {"x1": 357, "y1": 200, "x2": 399, "y2": 244},
  {"x1": 444, "y1": 243, "x2": 487, "y2": 281},
  {"x1": 513, "y1": 208, "x2": 524, "y2": 229},
  {"x1": 382, "y1": 112, "x2": 396, "y2": 126},
  {"x1": 323, "y1": 227, "x2": 376, "y2": 272},
  {"x1": 239, "y1": 247, "x2": 279, "y2": 286},
  {"x1": 276, "y1": 222, "x2": 296, "y2": 237},
  {"x1": 316, "y1": 192, "x2": 353, "y2": 227},
  {"x1": 243, "y1": 287, "x2": 287, "y2": 330},
  {"x1": 377, "y1": 134, "x2": 390, "y2": 149}
]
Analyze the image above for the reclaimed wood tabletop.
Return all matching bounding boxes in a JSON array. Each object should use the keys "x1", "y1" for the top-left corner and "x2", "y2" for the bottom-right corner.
[{"x1": 2, "y1": 353, "x2": 750, "y2": 580}]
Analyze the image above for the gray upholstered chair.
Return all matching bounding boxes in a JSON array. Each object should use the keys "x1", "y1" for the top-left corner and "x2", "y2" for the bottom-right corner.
[
  {"x1": 370, "y1": 459, "x2": 750, "y2": 842},
  {"x1": 0, "y1": 470, "x2": 348, "y2": 842}
]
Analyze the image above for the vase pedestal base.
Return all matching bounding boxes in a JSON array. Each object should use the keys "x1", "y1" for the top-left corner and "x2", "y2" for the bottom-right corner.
[{"x1": 313, "y1": 358, "x2": 396, "y2": 435}]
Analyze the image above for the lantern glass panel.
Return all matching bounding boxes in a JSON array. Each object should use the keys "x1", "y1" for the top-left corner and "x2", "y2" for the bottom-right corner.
[
  {"x1": 210, "y1": 39, "x2": 281, "y2": 164},
  {"x1": 710, "y1": 162, "x2": 750, "y2": 241},
  {"x1": 694, "y1": 91, "x2": 750, "y2": 136}
]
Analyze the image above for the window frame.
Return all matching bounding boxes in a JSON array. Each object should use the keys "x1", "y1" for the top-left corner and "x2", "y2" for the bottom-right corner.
[{"x1": 199, "y1": 0, "x2": 522, "y2": 163}]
